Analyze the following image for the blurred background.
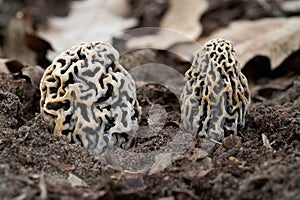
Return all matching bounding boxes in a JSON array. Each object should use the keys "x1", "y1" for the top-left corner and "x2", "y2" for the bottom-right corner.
[
  {"x1": 0, "y1": 0, "x2": 300, "y2": 112},
  {"x1": 0, "y1": 0, "x2": 299, "y2": 80}
]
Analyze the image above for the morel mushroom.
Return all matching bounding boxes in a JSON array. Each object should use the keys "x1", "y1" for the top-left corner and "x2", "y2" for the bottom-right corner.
[
  {"x1": 40, "y1": 41, "x2": 141, "y2": 153},
  {"x1": 180, "y1": 38, "x2": 250, "y2": 142}
]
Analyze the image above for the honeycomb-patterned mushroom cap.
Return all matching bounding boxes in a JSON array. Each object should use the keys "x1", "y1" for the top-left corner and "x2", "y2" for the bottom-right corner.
[
  {"x1": 40, "y1": 41, "x2": 141, "y2": 153},
  {"x1": 181, "y1": 38, "x2": 251, "y2": 141}
]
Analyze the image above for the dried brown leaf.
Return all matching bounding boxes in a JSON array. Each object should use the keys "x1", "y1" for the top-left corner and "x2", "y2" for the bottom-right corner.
[
  {"x1": 0, "y1": 59, "x2": 20, "y2": 74},
  {"x1": 171, "y1": 17, "x2": 300, "y2": 70},
  {"x1": 198, "y1": 17, "x2": 300, "y2": 69},
  {"x1": 161, "y1": 0, "x2": 208, "y2": 39},
  {"x1": 6, "y1": 60, "x2": 25, "y2": 73},
  {"x1": 125, "y1": 28, "x2": 199, "y2": 51},
  {"x1": 149, "y1": 153, "x2": 185, "y2": 175},
  {"x1": 122, "y1": 0, "x2": 208, "y2": 52},
  {"x1": 279, "y1": 1, "x2": 300, "y2": 14},
  {"x1": 0, "y1": 58, "x2": 44, "y2": 90},
  {"x1": 3, "y1": 14, "x2": 36, "y2": 66},
  {"x1": 39, "y1": 0, "x2": 137, "y2": 59},
  {"x1": 67, "y1": 173, "x2": 88, "y2": 187},
  {"x1": 189, "y1": 148, "x2": 208, "y2": 162}
]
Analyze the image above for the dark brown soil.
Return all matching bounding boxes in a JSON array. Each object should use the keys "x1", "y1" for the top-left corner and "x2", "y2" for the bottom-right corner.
[{"x1": 0, "y1": 71, "x2": 299, "y2": 199}]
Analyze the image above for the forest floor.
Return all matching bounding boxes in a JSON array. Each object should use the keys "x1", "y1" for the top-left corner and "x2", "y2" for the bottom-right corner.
[{"x1": 0, "y1": 0, "x2": 299, "y2": 199}]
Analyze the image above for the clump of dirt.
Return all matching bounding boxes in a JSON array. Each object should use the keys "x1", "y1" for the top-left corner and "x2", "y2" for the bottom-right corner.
[{"x1": 0, "y1": 92, "x2": 23, "y2": 129}]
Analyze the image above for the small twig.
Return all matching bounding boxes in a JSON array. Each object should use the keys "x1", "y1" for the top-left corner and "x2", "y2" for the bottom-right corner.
[
  {"x1": 38, "y1": 171, "x2": 48, "y2": 200},
  {"x1": 262, "y1": 133, "x2": 272, "y2": 149}
]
